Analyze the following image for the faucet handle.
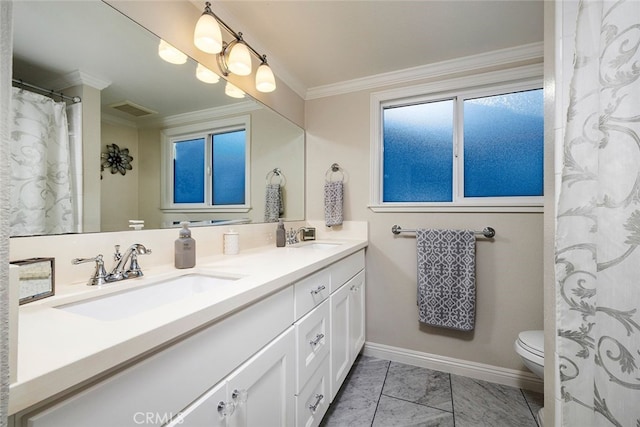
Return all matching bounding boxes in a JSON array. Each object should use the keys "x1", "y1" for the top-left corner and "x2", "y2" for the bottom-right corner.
[
  {"x1": 113, "y1": 245, "x2": 122, "y2": 262},
  {"x1": 72, "y1": 254, "x2": 109, "y2": 286},
  {"x1": 126, "y1": 246, "x2": 152, "y2": 278}
]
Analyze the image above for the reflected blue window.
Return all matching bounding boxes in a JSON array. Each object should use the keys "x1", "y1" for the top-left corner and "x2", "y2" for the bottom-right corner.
[
  {"x1": 172, "y1": 128, "x2": 246, "y2": 206},
  {"x1": 174, "y1": 138, "x2": 205, "y2": 203},
  {"x1": 463, "y1": 89, "x2": 543, "y2": 197},
  {"x1": 383, "y1": 100, "x2": 454, "y2": 202},
  {"x1": 212, "y1": 130, "x2": 246, "y2": 205}
]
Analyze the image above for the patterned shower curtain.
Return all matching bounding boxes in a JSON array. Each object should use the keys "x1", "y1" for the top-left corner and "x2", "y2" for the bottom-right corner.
[
  {"x1": 10, "y1": 88, "x2": 77, "y2": 236},
  {"x1": 0, "y1": 2, "x2": 12, "y2": 426},
  {"x1": 556, "y1": 0, "x2": 640, "y2": 425}
]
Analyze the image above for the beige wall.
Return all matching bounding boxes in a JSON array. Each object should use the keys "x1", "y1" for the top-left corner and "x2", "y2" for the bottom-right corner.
[
  {"x1": 305, "y1": 89, "x2": 544, "y2": 372},
  {"x1": 101, "y1": 120, "x2": 140, "y2": 232},
  {"x1": 64, "y1": 84, "x2": 102, "y2": 233}
]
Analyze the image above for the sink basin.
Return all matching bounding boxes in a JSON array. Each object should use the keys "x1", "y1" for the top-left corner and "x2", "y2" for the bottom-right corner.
[
  {"x1": 292, "y1": 242, "x2": 341, "y2": 250},
  {"x1": 56, "y1": 273, "x2": 239, "y2": 321}
]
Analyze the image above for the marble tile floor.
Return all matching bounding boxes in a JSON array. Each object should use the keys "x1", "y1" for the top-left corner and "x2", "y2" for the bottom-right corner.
[{"x1": 321, "y1": 355, "x2": 543, "y2": 427}]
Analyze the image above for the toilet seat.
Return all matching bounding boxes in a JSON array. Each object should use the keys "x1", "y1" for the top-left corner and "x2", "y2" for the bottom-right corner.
[{"x1": 517, "y1": 330, "x2": 544, "y2": 358}]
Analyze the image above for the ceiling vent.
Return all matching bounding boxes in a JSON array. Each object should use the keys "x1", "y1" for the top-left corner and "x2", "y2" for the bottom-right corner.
[{"x1": 109, "y1": 101, "x2": 157, "y2": 117}]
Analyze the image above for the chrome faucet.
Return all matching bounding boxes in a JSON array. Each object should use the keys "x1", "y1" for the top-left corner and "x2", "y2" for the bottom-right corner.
[
  {"x1": 72, "y1": 243, "x2": 152, "y2": 286},
  {"x1": 110, "y1": 243, "x2": 152, "y2": 280}
]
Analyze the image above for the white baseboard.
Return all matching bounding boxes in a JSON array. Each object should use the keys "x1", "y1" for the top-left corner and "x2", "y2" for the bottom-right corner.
[{"x1": 362, "y1": 341, "x2": 543, "y2": 393}]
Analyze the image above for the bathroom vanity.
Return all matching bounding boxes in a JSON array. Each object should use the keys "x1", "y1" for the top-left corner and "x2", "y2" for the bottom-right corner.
[{"x1": 9, "y1": 238, "x2": 366, "y2": 427}]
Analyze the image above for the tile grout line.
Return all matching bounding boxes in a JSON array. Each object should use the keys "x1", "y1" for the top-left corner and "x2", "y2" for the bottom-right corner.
[
  {"x1": 520, "y1": 389, "x2": 540, "y2": 427},
  {"x1": 369, "y1": 360, "x2": 392, "y2": 426},
  {"x1": 449, "y1": 372, "x2": 456, "y2": 427}
]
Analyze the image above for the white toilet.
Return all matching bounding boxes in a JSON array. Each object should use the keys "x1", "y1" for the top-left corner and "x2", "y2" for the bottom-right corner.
[{"x1": 514, "y1": 330, "x2": 544, "y2": 426}]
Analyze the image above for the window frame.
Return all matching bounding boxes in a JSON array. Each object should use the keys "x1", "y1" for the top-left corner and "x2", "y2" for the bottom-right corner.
[
  {"x1": 369, "y1": 66, "x2": 544, "y2": 213},
  {"x1": 161, "y1": 116, "x2": 251, "y2": 213}
]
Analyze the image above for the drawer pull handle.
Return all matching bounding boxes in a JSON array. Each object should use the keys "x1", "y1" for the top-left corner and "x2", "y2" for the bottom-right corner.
[
  {"x1": 309, "y1": 333, "x2": 325, "y2": 347},
  {"x1": 217, "y1": 400, "x2": 236, "y2": 417},
  {"x1": 310, "y1": 285, "x2": 326, "y2": 295},
  {"x1": 308, "y1": 393, "x2": 324, "y2": 413}
]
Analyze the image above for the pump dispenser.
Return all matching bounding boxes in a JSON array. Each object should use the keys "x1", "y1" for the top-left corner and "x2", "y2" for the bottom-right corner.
[
  {"x1": 175, "y1": 221, "x2": 196, "y2": 268},
  {"x1": 276, "y1": 220, "x2": 286, "y2": 247}
]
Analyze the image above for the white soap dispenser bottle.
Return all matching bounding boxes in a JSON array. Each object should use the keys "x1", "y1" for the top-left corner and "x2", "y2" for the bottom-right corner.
[{"x1": 175, "y1": 221, "x2": 196, "y2": 268}]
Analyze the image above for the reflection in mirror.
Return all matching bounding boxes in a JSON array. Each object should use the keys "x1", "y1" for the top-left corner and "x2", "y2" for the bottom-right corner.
[{"x1": 11, "y1": 1, "x2": 304, "y2": 237}]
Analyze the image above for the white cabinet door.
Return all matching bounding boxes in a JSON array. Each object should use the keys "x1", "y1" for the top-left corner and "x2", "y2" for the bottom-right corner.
[
  {"x1": 329, "y1": 280, "x2": 350, "y2": 402},
  {"x1": 166, "y1": 381, "x2": 227, "y2": 427},
  {"x1": 226, "y1": 326, "x2": 296, "y2": 427},
  {"x1": 348, "y1": 270, "x2": 366, "y2": 363}
]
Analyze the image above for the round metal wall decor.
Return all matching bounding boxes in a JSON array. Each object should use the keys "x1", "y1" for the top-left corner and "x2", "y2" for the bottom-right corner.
[{"x1": 101, "y1": 143, "x2": 133, "y2": 176}]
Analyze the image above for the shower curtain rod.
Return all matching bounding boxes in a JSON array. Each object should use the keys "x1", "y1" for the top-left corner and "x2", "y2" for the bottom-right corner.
[{"x1": 12, "y1": 79, "x2": 81, "y2": 103}]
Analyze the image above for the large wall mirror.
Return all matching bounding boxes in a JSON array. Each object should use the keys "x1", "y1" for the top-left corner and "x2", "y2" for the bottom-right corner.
[{"x1": 11, "y1": 1, "x2": 304, "y2": 237}]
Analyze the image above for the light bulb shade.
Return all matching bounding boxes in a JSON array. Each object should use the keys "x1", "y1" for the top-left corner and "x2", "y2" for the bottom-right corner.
[
  {"x1": 158, "y1": 40, "x2": 187, "y2": 65},
  {"x1": 227, "y1": 42, "x2": 252, "y2": 76},
  {"x1": 225, "y1": 82, "x2": 245, "y2": 99},
  {"x1": 196, "y1": 64, "x2": 220, "y2": 84},
  {"x1": 194, "y1": 13, "x2": 222, "y2": 54},
  {"x1": 255, "y1": 63, "x2": 276, "y2": 93}
]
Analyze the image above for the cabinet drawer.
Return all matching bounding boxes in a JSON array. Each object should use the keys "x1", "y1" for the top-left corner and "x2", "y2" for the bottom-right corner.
[
  {"x1": 294, "y1": 268, "x2": 330, "y2": 319},
  {"x1": 330, "y1": 250, "x2": 364, "y2": 293},
  {"x1": 295, "y1": 355, "x2": 330, "y2": 427},
  {"x1": 295, "y1": 299, "x2": 330, "y2": 392},
  {"x1": 25, "y1": 287, "x2": 294, "y2": 427}
]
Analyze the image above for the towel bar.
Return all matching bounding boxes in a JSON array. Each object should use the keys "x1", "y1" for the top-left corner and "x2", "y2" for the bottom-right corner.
[
  {"x1": 266, "y1": 168, "x2": 286, "y2": 186},
  {"x1": 391, "y1": 225, "x2": 495, "y2": 238}
]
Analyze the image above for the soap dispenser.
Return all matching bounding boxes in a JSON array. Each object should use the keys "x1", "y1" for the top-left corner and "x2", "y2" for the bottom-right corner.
[
  {"x1": 276, "y1": 220, "x2": 286, "y2": 247},
  {"x1": 175, "y1": 221, "x2": 196, "y2": 268}
]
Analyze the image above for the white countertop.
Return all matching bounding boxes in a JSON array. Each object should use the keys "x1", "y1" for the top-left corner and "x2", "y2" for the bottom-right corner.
[{"x1": 9, "y1": 238, "x2": 367, "y2": 415}]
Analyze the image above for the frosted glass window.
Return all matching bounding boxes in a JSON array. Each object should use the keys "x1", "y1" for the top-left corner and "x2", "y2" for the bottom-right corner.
[
  {"x1": 383, "y1": 100, "x2": 454, "y2": 202},
  {"x1": 378, "y1": 86, "x2": 543, "y2": 206},
  {"x1": 463, "y1": 89, "x2": 543, "y2": 197},
  {"x1": 173, "y1": 138, "x2": 205, "y2": 203},
  {"x1": 212, "y1": 130, "x2": 246, "y2": 205}
]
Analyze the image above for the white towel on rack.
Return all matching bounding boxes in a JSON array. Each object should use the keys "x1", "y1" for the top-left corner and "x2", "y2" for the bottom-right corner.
[
  {"x1": 324, "y1": 180, "x2": 343, "y2": 227},
  {"x1": 416, "y1": 229, "x2": 476, "y2": 331},
  {"x1": 264, "y1": 184, "x2": 282, "y2": 222}
]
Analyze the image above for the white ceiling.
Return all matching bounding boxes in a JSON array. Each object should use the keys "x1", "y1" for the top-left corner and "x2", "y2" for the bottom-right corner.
[
  {"x1": 210, "y1": 0, "x2": 544, "y2": 97},
  {"x1": 12, "y1": 1, "x2": 544, "y2": 119}
]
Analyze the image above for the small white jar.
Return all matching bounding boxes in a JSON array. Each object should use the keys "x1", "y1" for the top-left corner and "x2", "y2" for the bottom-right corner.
[{"x1": 223, "y1": 229, "x2": 239, "y2": 255}]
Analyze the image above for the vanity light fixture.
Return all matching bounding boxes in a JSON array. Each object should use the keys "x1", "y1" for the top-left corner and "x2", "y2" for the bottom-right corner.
[
  {"x1": 196, "y1": 63, "x2": 220, "y2": 84},
  {"x1": 193, "y1": 2, "x2": 223, "y2": 54},
  {"x1": 255, "y1": 57, "x2": 276, "y2": 93},
  {"x1": 158, "y1": 39, "x2": 187, "y2": 65},
  {"x1": 224, "y1": 81, "x2": 245, "y2": 99},
  {"x1": 194, "y1": 1, "x2": 276, "y2": 93}
]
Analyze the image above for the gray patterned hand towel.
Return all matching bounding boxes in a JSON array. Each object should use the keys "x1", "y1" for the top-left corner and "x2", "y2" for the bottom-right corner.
[
  {"x1": 324, "y1": 180, "x2": 343, "y2": 227},
  {"x1": 416, "y1": 229, "x2": 476, "y2": 331},
  {"x1": 264, "y1": 184, "x2": 282, "y2": 222}
]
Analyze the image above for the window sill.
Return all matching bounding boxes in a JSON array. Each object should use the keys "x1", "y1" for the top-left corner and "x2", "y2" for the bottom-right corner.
[
  {"x1": 368, "y1": 203, "x2": 543, "y2": 213},
  {"x1": 161, "y1": 207, "x2": 251, "y2": 213}
]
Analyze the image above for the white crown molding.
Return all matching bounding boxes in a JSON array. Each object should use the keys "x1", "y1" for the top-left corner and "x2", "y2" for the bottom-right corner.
[
  {"x1": 363, "y1": 341, "x2": 543, "y2": 393},
  {"x1": 306, "y1": 42, "x2": 544, "y2": 100},
  {"x1": 137, "y1": 100, "x2": 262, "y2": 129},
  {"x1": 44, "y1": 70, "x2": 112, "y2": 92}
]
